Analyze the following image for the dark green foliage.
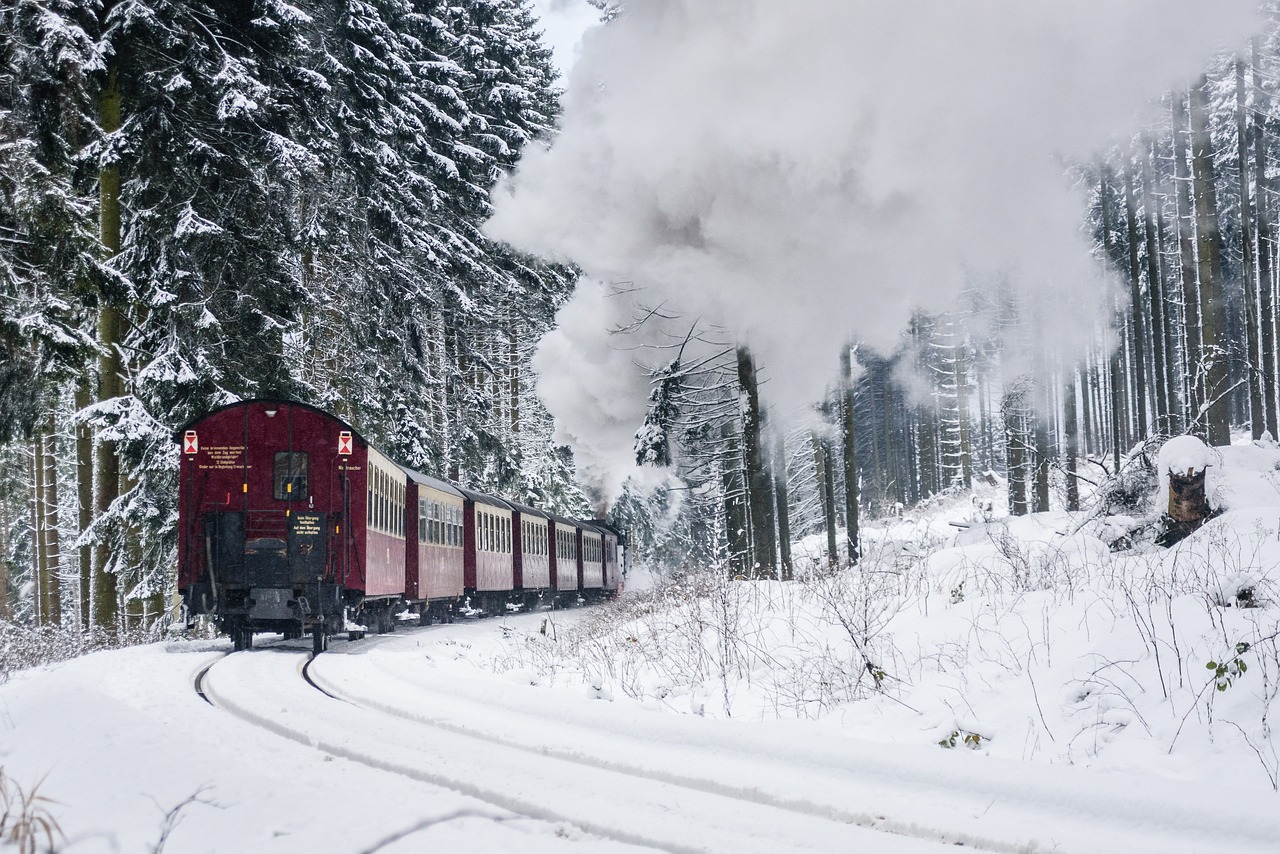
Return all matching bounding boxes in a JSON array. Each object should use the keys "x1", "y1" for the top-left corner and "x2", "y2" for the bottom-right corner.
[{"x1": 0, "y1": 0, "x2": 585, "y2": 619}]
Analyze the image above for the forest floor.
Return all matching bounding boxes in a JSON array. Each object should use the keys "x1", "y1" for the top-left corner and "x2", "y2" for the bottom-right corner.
[{"x1": 3, "y1": 440, "x2": 1280, "y2": 852}]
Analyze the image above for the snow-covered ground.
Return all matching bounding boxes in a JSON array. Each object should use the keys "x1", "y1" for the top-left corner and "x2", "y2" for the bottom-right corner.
[{"x1": 4, "y1": 440, "x2": 1280, "y2": 853}]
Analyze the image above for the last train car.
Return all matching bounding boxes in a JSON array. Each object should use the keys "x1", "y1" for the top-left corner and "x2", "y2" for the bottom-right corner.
[{"x1": 176, "y1": 399, "x2": 407, "y2": 653}]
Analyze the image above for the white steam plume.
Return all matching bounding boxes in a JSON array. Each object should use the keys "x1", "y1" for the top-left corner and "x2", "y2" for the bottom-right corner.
[{"x1": 491, "y1": 0, "x2": 1265, "y2": 502}]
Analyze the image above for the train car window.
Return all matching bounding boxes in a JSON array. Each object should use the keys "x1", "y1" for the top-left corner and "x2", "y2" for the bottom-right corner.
[
  {"x1": 367, "y1": 480, "x2": 374, "y2": 526},
  {"x1": 273, "y1": 452, "x2": 308, "y2": 501},
  {"x1": 419, "y1": 499, "x2": 427, "y2": 543}
]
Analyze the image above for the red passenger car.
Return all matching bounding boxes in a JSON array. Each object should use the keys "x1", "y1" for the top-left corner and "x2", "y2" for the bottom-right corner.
[
  {"x1": 458, "y1": 487, "x2": 516, "y2": 614},
  {"x1": 177, "y1": 400, "x2": 406, "y2": 652},
  {"x1": 508, "y1": 501, "x2": 552, "y2": 610},
  {"x1": 404, "y1": 469, "x2": 466, "y2": 623},
  {"x1": 178, "y1": 399, "x2": 624, "y2": 653}
]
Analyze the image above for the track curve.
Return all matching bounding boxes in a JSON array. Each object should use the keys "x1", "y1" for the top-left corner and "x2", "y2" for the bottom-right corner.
[{"x1": 196, "y1": 646, "x2": 966, "y2": 854}]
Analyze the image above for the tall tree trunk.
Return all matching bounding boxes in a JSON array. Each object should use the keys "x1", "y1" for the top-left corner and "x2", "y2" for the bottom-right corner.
[
  {"x1": 75, "y1": 380, "x2": 92, "y2": 628},
  {"x1": 1064, "y1": 369, "x2": 1081, "y2": 511},
  {"x1": 1237, "y1": 57, "x2": 1265, "y2": 440},
  {"x1": 839, "y1": 345, "x2": 860, "y2": 564},
  {"x1": 93, "y1": 63, "x2": 123, "y2": 632},
  {"x1": 1004, "y1": 387, "x2": 1028, "y2": 517},
  {"x1": 1123, "y1": 161, "x2": 1151, "y2": 440},
  {"x1": 1032, "y1": 383, "x2": 1051, "y2": 513},
  {"x1": 1141, "y1": 137, "x2": 1178, "y2": 434},
  {"x1": 1254, "y1": 37, "x2": 1279, "y2": 439},
  {"x1": 1190, "y1": 75, "x2": 1231, "y2": 446},
  {"x1": 0, "y1": 495, "x2": 10, "y2": 620},
  {"x1": 1173, "y1": 92, "x2": 1204, "y2": 430},
  {"x1": 41, "y1": 419, "x2": 62, "y2": 626},
  {"x1": 773, "y1": 433, "x2": 793, "y2": 581},
  {"x1": 953, "y1": 332, "x2": 973, "y2": 490},
  {"x1": 722, "y1": 423, "x2": 749, "y2": 577},
  {"x1": 736, "y1": 347, "x2": 775, "y2": 578},
  {"x1": 811, "y1": 432, "x2": 838, "y2": 568},
  {"x1": 1101, "y1": 169, "x2": 1126, "y2": 470},
  {"x1": 31, "y1": 434, "x2": 45, "y2": 624}
]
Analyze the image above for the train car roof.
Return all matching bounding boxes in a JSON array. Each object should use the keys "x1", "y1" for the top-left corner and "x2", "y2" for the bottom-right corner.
[
  {"x1": 588, "y1": 518, "x2": 625, "y2": 541},
  {"x1": 549, "y1": 514, "x2": 584, "y2": 528},
  {"x1": 173, "y1": 398, "x2": 371, "y2": 446},
  {"x1": 401, "y1": 467, "x2": 464, "y2": 498},
  {"x1": 454, "y1": 485, "x2": 514, "y2": 511},
  {"x1": 575, "y1": 520, "x2": 607, "y2": 536},
  {"x1": 504, "y1": 500, "x2": 549, "y2": 520}
]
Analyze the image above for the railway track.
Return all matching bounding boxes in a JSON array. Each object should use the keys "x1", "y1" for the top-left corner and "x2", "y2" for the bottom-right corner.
[{"x1": 194, "y1": 644, "x2": 976, "y2": 854}]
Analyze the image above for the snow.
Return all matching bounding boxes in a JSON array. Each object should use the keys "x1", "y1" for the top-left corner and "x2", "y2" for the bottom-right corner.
[{"x1": 5, "y1": 438, "x2": 1280, "y2": 852}]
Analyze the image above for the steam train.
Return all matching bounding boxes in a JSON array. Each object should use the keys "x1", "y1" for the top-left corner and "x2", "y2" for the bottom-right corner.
[{"x1": 176, "y1": 400, "x2": 623, "y2": 654}]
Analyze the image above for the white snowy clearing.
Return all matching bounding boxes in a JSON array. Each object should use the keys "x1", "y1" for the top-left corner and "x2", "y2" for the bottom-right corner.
[{"x1": 5, "y1": 441, "x2": 1280, "y2": 853}]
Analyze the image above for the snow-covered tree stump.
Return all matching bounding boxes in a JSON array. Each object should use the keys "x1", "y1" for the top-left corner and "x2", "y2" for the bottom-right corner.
[{"x1": 1157, "y1": 435, "x2": 1214, "y2": 546}]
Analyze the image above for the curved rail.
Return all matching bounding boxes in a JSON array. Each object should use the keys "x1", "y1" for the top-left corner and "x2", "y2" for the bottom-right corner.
[{"x1": 195, "y1": 647, "x2": 973, "y2": 853}]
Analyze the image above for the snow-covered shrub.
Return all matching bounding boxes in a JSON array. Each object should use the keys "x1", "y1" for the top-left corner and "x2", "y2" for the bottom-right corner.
[{"x1": 0, "y1": 621, "x2": 157, "y2": 685}]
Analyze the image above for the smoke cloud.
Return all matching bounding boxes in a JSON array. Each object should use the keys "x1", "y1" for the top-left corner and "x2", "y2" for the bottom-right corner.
[{"x1": 491, "y1": 0, "x2": 1265, "y2": 502}]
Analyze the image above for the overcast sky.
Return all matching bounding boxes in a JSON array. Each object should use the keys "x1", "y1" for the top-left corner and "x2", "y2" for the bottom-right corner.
[{"x1": 530, "y1": 0, "x2": 601, "y2": 77}]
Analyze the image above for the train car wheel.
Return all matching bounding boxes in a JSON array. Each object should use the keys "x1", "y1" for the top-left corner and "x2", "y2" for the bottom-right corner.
[{"x1": 312, "y1": 628, "x2": 327, "y2": 656}]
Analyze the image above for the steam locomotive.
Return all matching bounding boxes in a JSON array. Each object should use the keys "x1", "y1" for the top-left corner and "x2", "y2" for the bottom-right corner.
[{"x1": 176, "y1": 400, "x2": 622, "y2": 654}]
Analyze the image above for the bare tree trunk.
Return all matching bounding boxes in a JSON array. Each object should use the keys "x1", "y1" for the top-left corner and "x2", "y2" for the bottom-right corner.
[
  {"x1": 1123, "y1": 161, "x2": 1151, "y2": 440},
  {"x1": 1237, "y1": 57, "x2": 1265, "y2": 440},
  {"x1": 1032, "y1": 386, "x2": 1051, "y2": 513},
  {"x1": 1064, "y1": 369, "x2": 1081, "y2": 511},
  {"x1": 1190, "y1": 75, "x2": 1231, "y2": 446},
  {"x1": 1004, "y1": 387, "x2": 1029, "y2": 517},
  {"x1": 812, "y1": 432, "x2": 838, "y2": 568},
  {"x1": 1141, "y1": 137, "x2": 1177, "y2": 434},
  {"x1": 75, "y1": 380, "x2": 92, "y2": 628},
  {"x1": 0, "y1": 493, "x2": 11, "y2": 620},
  {"x1": 1254, "y1": 38, "x2": 1278, "y2": 439},
  {"x1": 31, "y1": 435, "x2": 45, "y2": 624},
  {"x1": 954, "y1": 332, "x2": 973, "y2": 490},
  {"x1": 722, "y1": 422, "x2": 749, "y2": 577},
  {"x1": 1173, "y1": 92, "x2": 1204, "y2": 430},
  {"x1": 839, "y1": 346, "x2": 860, "y2": 564},
  {"x1": 736, "y1": 347, "x2": 775, "y2": 578},
  {"x1": 773, "y1": 433, "x2": 793, "y2": 581},
  {"x1": 41, "y1": 418, "x2": 62, "y2": 626},
  {"x1": 93, "y1": 63, "x2": 123, "y2": 632},
  {"x1": 1101, "y1": 169, "x2": 1126, "y2": 471}
]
